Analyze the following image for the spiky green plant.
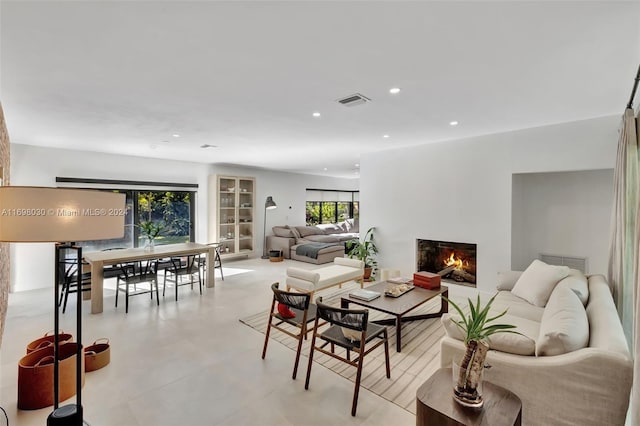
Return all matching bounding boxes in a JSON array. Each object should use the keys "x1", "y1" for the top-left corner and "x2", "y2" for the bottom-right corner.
[
  {"x1": 443, "y1": 294, "x2": 517, "y2": 345},
  {"x1": 443, "y1": 294, "x2": 519, "y2": 403}
]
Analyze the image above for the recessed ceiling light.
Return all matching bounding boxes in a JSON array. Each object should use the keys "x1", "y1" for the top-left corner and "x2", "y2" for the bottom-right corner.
[
  {"x1": 323, "y1": 167, "x2": 328, "y2": 171},
  {"x1": 449, "y1": 121, "x2": 459, "y2": 126},
  {"x1": 172, "y1": 134, "x2": 181, "y2": 138},
  {"x1": 383, "y1": 134, "x2": 390, "y2": 138},
  {"x1": 312, "y1": 112, "x2": 321, "y2": 117},
  {"x1": 355, "y1": 163, "x2": 360, "y2": 168},
  {"x1": 389, "y1": 87, "x2": 401, "y2": 94}
]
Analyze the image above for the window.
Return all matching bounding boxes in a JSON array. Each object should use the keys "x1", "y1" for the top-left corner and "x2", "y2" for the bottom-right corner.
[{"x1": 305, "y1": 190, "x2": 359, "y2": 225}]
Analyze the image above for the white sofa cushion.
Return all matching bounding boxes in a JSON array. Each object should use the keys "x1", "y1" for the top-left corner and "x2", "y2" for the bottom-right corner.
[
  {"x1": 496, "y1": 270, "x2": 523, "y2": 291},
  {"x1": 491, "y1": 291, "x2": 545, "y2": 322},
  {"x1": 512, "y1": 260, "x2": 570, "y2": 307},
  {"x1": 536, "y1": 285, "x2": 589, "y2": 356},
  {"x1": 441, "y1": 312, "x2": 538, "y2": 356},
  {"x1": 555, "y1": 268, "x2": 589, "y2": 306}
]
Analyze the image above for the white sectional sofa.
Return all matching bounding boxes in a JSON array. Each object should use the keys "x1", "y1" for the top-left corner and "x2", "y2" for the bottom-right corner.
[
  {"x1": 266, "y1": 221, "x2": 359, "y2": 262},
  {"x1": 440, "y1": 262, "x2": 632, "y2": 426}
]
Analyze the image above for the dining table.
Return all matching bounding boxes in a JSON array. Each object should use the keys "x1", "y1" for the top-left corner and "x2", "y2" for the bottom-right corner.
[{"x1": 83, "y1": 242, "x2": 216, "y2": 314}]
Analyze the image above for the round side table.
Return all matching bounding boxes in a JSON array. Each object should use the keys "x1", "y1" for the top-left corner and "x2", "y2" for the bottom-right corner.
[{"x1": 416, "y1": 368, "x2": 522, "y2": 426}]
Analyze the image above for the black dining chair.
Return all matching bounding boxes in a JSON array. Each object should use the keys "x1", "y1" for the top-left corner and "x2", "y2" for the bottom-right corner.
[
  {"x1": 115, "y1": 259, "x2": 159, "y2": 313},
  {"x1": 195, "y1": 243, "x2": 224, "y2": 284},
  {"x1": 58, "y1": 258, "x2": 92, "y2": 314},
  {"x1": 163, "y1": 255, "x2": 202, "y2": 301},
  {"x1": 304, "y1": 300, "x2": 391, "y2": 416}
]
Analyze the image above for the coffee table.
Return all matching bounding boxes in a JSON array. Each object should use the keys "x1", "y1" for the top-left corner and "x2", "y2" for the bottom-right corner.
[{"x1": 340, "y1": 282, "x2": 448, "y2": 352}]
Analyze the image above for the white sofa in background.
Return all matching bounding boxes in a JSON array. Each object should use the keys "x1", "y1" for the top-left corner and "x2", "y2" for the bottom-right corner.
[
  {"x1": 285, "y1": 257, "x2": 364, "y2": 297},
  {"x1": 440, "y1": 263, "x2": 632, "y2": 426}
]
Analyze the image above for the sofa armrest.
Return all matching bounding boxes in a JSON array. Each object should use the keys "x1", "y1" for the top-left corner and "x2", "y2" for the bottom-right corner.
[
  {"x1": 334, "y1": 257, "x2": 363, "y2": 269},
  {"x1": 266, "y1": 235, "x2": 295, "y2": 259},
  {"x1": 440, "y1": 336, "x2": 632, "y2": 426}
]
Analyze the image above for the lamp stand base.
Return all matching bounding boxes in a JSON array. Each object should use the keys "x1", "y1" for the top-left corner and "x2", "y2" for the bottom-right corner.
[{"x1": 47, "y1": 404, "x2": 89, "y2": 426}]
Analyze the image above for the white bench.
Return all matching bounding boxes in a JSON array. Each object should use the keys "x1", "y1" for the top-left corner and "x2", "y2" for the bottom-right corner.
[{"x1": 285, "y1": 257, "x2": 364, "y2": 298}]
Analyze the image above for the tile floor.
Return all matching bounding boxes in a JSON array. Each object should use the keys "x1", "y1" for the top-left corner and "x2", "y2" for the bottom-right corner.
[{"x1": 1, "y1": 258, "x2": 418, "y2": 426}]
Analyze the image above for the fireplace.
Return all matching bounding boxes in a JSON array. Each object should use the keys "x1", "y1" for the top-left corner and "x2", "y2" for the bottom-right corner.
[{"x1": 416, "y1": 239, "x2": 477, "y2": 287}]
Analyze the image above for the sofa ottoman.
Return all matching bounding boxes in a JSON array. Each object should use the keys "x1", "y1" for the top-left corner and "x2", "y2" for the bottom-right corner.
[{"x1": 291, "y1": 243, "x2": 345, "y2": 265}]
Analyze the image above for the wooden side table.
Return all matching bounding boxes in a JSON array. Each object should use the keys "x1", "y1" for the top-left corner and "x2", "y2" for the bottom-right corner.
[{"x1": 416, "y1": 368, "x2": 522, "y2": 426}]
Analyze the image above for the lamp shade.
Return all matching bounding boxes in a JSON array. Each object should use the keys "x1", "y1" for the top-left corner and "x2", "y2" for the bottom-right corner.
[
  {"x1": 265, "y1": 196, "x2": 277, "y2": 210},
  {"x1": 0, "y1": 186, "x2": 126, "y2": 242}
]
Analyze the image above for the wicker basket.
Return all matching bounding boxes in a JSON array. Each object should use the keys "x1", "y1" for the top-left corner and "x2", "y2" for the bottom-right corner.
[
  {"x1": 85, "y1": 338, "x2": 110, "y2": 372},
  {"x1": 18, "y1": 342, "x2": 85, "y2": 410},
  {"x1": 26, "y1": 331, "x2": 73, "y2": 353}
]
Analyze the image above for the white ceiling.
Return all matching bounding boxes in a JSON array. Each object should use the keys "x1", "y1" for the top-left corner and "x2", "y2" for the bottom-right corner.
[{"x1": 1, "y1": 1, "x2": 639, "y2": 178}]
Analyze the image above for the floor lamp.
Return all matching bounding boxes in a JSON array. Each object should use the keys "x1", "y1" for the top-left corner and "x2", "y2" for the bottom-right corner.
[
  {"x1": 0, "y1": 187, "x2": 125, "y2": 426},
  {"x1": 261, "y1": 196, "x2": 277, "y2": 259}
]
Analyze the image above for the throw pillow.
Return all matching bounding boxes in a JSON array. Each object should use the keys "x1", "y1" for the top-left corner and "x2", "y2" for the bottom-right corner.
[
  {"x1": 277, "y1": 303, "x2": 296, "y2": 319},
  {"x1": 272, "y1": 226, "x2": 295, "y2": 238},
  {"x1": 496, "y1": 270, "x2": 524, "y2": 291},
  {"x1": 296, "y1": 226, "x2": 325, "y2": 237},
  {"x1": 555, "y1": 268, "x2": 589, "y2": 306},
  {"x1": 511, "y1": 260, "x2": 570, "y2": 307},
  {"x1": 289, "y1": 226, "x2": 302, "y2": 239},
  {"x1": 536, "y1": 285, "x2": 589, "y2": 356}
]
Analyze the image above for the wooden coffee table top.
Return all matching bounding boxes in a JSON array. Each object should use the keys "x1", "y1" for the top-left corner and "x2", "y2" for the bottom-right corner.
[{"x1": 342, "y1": 282, "x2": 448, "y2": 316}]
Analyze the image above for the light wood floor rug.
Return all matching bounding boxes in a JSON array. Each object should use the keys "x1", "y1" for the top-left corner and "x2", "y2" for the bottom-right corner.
[{"x1": 239, "y1": 282, "x2": 446, "y2": 414}]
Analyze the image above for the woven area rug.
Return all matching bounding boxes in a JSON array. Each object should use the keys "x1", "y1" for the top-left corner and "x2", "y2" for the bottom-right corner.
[{"x1": 239, "y1": 282, "x2": 445, "y2": 414}]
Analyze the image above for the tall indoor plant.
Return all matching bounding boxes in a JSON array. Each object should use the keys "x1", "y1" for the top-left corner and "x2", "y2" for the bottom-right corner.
[
  {"x1": 346, "y1": 227, "x2": 378, "y2": 280},
  {"x1": 444, "y1": 294, "x2": 517, "y2": 408}
]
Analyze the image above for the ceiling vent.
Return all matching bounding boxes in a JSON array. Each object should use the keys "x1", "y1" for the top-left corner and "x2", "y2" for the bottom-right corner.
[{"x1": 336, "y1": 93, "x2": 371, "y2": 107}]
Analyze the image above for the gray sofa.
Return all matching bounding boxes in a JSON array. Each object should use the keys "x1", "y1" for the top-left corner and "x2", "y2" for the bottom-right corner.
[
  {"x1": 266, "y1": 220, "x2": 359, "y2": 263},
  {"x1": 440, "y1": 267, "x2": 632, "y2": 426}
]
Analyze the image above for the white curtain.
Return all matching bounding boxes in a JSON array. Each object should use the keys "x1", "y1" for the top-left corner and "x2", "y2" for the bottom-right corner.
[{"x1": 608, "y1": 107, "x2": 640, "y2": 423}]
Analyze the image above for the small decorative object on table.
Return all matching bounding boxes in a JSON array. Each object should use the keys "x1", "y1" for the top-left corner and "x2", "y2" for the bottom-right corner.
[
  {"x1": 384, "y1": 283, "x2": 414, "y2": 297},
  {"x1": 443, "y1": 294, "x2": 518, "y2": 408},
  {"x1": 413, "y1": 271, "x2": 441, "y2": 289},
  {"x1": 138, "y1": 220, "x2": 164, "y2": 251}
]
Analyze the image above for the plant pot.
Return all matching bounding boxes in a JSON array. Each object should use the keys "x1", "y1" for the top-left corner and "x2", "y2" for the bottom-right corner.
[
  {"x1": 452, "y1": 340, "x2": 488, "y2": 408},
  {"x1": 363, "y1": 267, "x2": 373, "y2": 281}
]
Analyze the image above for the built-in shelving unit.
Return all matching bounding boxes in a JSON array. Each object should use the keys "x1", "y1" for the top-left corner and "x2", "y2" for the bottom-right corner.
[{"x1": 209, "y1": 175, "x2": 255, "y2": 258}]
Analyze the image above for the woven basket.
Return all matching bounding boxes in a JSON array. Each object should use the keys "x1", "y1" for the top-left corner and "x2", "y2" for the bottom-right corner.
[
  {"x1": 85, "y1": 338, "x2": 110, "y2": 372},
  {"x1": 18, "y1": 342, "x2": 85, "y2": 410},
  {"x1": 26, "y1": 331, "x2": 73, "y2": 353}
]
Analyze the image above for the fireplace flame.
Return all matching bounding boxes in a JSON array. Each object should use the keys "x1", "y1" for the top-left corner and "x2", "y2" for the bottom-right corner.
[{"x1": 444, "y1": 252, "x2": 468, "y2": 270}]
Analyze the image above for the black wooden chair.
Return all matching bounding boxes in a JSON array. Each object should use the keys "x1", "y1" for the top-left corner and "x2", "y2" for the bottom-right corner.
[
  {"x1": 163, "y1": 255, "x2": 201, "y2": 301},
  {"x1": 58, "y1": 258, "x2": 91, "y2": 314},
  {"x1": 115, "y1": 260, "x2": 159, "y2": 313},
  {"x1": 195, "y1": 243, "x2": 224, "y2": 284},
  {"x1": 304, "y1": 300, "x2": 391, "y2": 416},
  {"x1": 261, "y1": 282, "x2": 317, "y2": 379}
]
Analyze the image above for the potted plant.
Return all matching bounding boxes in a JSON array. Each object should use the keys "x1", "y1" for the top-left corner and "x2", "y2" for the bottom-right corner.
[
  {"x1": 443, "y1": 294, "x2": 518, "y2": 408},
  {"x1": 346, "y1": 227, "x2": 378, "y2": 280},
  {"x1": 138, "y1": 220, "x2": 164, "y2": 249}
]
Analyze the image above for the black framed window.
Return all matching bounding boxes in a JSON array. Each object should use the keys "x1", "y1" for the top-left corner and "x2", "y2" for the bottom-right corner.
[{"x1": 305, "y1": 190, "x2": 359, "y2": 225}]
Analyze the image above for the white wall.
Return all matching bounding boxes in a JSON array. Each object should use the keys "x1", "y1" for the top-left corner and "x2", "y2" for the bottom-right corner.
[
  {"x1": 9, "y1": 145, "x2": 357, "y2": 291},
  {"x1": 360, "y1": 116, "x2": 619, "y2": 295},
  {"x1": 511, "y1": 169, "x2": 613, "y2": 274}
]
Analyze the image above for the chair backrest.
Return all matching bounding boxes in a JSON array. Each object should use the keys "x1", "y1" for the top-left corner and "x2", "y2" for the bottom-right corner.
[
  {"x1": 169, "y1": 255, "x2": 197, "y2": 272},
  {"x1": 271, "y1": 282, "x2": 311, "y2": 311},
  {"x1": 119, "y1": 260, "x2": 157, "y2": 279},
  {"x1": 315, "y1": 301, "x2": 369, "y2": 332}
]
